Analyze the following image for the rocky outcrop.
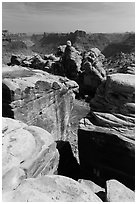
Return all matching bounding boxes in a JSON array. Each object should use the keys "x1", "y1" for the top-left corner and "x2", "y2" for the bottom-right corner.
[
  {"x1": 104, "y1": 52, "x2": 135, "y2": 75},
  {"x1": 2, "y1": 65, "x2": 78, "y2": 140},
  {"x1": 2, "y1": 117, "x2": 102, "y2": 202},
  {"x1": 90, "y1": 73, "x2": 135, "y2": 117},
  {"x1": 3, "y1": 175, "x2": 102, "y2": 202},
  {"x1": 61, "y1": 44, "x2": 82, "y2": 80},
  {"x1": 106, "y1": 179, "x2": 135, "y2": 202},
  {"x1": 80, "y1": 48, "x2": 106, "y2": 97},
  {"x1": 2, "y1": 117, "x2": 59, "y2": 192},
  {"x1": 8, "y1": 53, "x2": 59, "y2": 72},
  {"x1": 78, "y1": 73, "x2": 135, "y2": 190}
]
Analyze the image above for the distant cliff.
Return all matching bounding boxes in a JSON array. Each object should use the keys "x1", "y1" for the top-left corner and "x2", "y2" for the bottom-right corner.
[
  {"x1": 31, "y1": 30, "x2": 135, "y2": 56},
  {"x1": 2, "y1": 30, "x2": 135, "y2": 64}
]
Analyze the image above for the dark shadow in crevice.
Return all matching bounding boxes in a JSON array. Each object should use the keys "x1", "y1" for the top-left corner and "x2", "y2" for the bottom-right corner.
[
  {"x1": 56, "y1": 141, "x2": 80, "y2": 181},
  {"x1": 2, "y1": 83, "x2": 14, "y2": 118}
]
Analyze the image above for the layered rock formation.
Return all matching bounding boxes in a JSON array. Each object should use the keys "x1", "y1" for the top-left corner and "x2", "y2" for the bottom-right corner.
[
  {"x1": 2, "y1": 65, "x2": 78, "y2": 140},
  {"x1": 78, "y1": 73, "x2": 135, "y2": 190}
]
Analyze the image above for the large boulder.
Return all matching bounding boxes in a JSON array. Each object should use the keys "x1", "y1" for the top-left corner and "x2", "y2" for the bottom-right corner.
[
  {"x1": 2, "y1": 117, "x2": 59, "y2": 192},
  {"x1": 62, "y1": 45, "x2": 82, "y2": 80},
  {"x1": 3, "y1": 175, "x2": 102, "y2": 202},
  {"x1": 90, "y1": 73, "x2": 135, "y2": 115},
  {"x1": 2, "y1": 65, "x2": 78, "y2": 140},
  {"x1": 80, "y1": 48, "x2": 106, "y2": 97}
]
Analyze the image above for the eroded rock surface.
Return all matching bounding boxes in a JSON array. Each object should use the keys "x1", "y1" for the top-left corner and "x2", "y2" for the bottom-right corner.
[
  {"x1": 2, "y1": 117, "x2": 59, "y2": 192},
  {"x1": 2, "y1": 65, "x2": 78, "y2": 140},
  {"x1": 78, "y1": 73, "x2": 135, "y2": 190},
  {"x1": 3, "y1": 175, "x2": 102, "y2": 202}
]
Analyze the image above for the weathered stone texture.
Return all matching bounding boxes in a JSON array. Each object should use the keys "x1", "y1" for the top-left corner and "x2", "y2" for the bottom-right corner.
[
  {"x1": 2, "y1": 65, "x2": 78, "y2": 140},
  {"x1": 2, "y1": 117, "x2": 59, "y2": 192},
  {"x1": 90, "y1": 73, "x2": 135, "y2": 116},
  {"x1": 3, "y1": 175, "x2": 102, "y2": 202},
  {"x1": 78, "y1": 73, "x2": 135, "y2": 190}
]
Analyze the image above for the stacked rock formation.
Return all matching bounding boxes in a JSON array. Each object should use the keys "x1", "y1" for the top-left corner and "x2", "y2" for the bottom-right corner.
[
  {"x1": 61, "y1": 44, "x2": 82, "y2": 80},
  {"x1": 80, "y1": 48, "x2": 106, "y2": 97},
  {"x1": 2, "y1": 65, "x2": 78, "y2": 140},
  {"x1": 78, "y1": 73, "x2": 135, "y2": 190}
]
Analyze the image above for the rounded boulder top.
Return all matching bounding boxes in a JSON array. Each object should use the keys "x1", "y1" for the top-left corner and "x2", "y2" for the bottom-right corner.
[{"x1": 3, "y1": 175, "x2": 102, "y2": 202}]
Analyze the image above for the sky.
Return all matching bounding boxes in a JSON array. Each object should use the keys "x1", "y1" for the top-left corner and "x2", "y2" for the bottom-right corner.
[{"x1": 2, "y1": 1, "x2": 135, "y2": 33}]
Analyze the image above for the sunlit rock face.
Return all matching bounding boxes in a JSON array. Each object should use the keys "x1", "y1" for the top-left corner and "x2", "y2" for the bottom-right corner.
[
  {"x1": 80, "y1": 48, "x2": 106, "y2": 97},
  {"x1": 2, "y1": 65, "x2": 78, "y2": 140},
  {"x1": 2, "y1": 175, "x2": 102, "y2": 202},
  {"x1": 106, "y1": 179, "x2": 135, "y2": 202},
  {"x1": 78, "y1": 73, "x2": 135, "y2": 190},
  {"x1": 2, "y1": 117, "x2": 59, "y2": 193}
]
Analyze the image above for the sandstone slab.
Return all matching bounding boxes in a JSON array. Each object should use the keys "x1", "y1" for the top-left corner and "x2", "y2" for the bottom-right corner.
[
  {"x1": 3, "y1": 175, "x2": 102, "y2": 202},
  {"x1": 2, "y1": 65, "x2": 78, "y2": 140}
]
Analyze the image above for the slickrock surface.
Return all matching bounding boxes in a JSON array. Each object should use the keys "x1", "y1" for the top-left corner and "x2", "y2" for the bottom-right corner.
[
  {"x1": 3, "y1": 175, "x2": 102, "y2": 202},
  {"x1": 106, "y1": 179, "x2": 135, "y2": 202},
  {"x1": 2, "y1": 65, "x2": 78, "y2": 140},
  {"x1": 2, "y1": 117, "x2": 59, "y2": 192},
  {"x1": 78, "y1": 73, "x2": 135, "y2": 190}
]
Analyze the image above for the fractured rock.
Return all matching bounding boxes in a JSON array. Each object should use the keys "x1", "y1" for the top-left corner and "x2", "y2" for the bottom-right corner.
[
  {"x1": 78, "y1": 119, "x2": 135, "y2": 189},
  {"x1": 2, "y1": 65, "x2": 78, "y2": 140},
  {"x1": 78, "y1": 73, "x2": 135, "y2": 190}
]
